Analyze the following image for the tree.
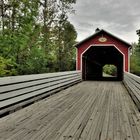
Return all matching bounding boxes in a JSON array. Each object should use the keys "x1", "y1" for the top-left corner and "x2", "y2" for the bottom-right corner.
[
  {"x1": 130, "y1": 30, "x2": 140, "y2": 76},
  {"x1": 103, "y1": 64, "x2": 117, "y2": 76},
  {"x1": 0, "y1": 56, "x2": 17, "y2": 76},
  {"x1": 54, "y1": 21, "x2": 77, "y2": 71},
  {"x1": 61, "y1": 21, "x2": 77, "y2": 71}
]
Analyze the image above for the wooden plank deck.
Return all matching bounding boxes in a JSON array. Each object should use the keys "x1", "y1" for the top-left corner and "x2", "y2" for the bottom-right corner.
[{"x1": 0, "y1": 81, "x2": 140, "y2": 140}]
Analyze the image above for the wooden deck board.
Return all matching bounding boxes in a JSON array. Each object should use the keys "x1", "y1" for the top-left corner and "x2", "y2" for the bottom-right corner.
[{"x1": 0, "y1": 81, "x2": 140, "y2": 140}]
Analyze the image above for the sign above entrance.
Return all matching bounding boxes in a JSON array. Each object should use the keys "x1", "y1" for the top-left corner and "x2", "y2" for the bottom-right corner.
[{"x1": 98, "y1": 37, "x2": 107, "y2": 42}]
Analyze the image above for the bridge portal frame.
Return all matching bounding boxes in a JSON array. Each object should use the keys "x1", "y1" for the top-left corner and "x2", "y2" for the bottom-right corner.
[
  {"x1": 80, "y1": 44, "x2": 125, "y2": 73},
  {"x1": 75, "y1": 29, "x2": 132, "y2": 80}
]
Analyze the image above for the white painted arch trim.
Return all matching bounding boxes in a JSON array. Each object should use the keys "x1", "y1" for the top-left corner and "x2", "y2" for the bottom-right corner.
[
  {"x1": 80, "y1": 44, "x2": 126, "y2": 73},
  {"x1": 128, "y1": 47, "x2": 131, "y2": 72},
  {"x1": 76, "y1": 48, "x2": 78, "y2": 70}
]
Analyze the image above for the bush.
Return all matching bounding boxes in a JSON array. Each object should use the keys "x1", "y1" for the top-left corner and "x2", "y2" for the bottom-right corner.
[
  {"x1": 103, "y1": 64, "x2": 117, "y2": 76},
  {"x1": 0, "y1": 56, "x2": 17, "y2": 76}
]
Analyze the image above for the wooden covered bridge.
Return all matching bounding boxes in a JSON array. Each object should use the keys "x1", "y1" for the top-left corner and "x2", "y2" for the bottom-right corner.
[
  {"x1": 0, "y1": 29, "x2": 140, "y2": 140},
  {"x1": 76, "y1": 29, "x2": 131, "y2": 81}
]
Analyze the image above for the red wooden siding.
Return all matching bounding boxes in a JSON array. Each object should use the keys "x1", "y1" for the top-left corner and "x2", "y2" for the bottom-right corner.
[{"x1": 76, "y1": 32, "x2": 130, "y2": 72}]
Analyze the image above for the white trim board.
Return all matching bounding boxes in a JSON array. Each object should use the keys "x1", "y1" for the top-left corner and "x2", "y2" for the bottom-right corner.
[{"x1": 80, "y1": 44, "x2": 126, "y2": 74}]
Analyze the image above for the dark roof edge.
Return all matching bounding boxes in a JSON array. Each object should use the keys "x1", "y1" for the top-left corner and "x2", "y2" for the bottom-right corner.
[{"x1": 74, "y1": 29, "x2": 131, "y2": 48}]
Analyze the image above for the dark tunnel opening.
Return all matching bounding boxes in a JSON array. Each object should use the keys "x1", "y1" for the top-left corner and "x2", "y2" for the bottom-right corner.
[{"x1": 82, "y1": 46, "x2": 124, "y2": 81}]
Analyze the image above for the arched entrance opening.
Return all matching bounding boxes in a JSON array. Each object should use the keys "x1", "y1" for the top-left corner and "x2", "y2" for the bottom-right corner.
[
  {"x1": 102, "y1": 64, "x2": 117, "y2": 78},
  {"x1": 82, "y1": 46, "x2": 124, "y2": 81}
]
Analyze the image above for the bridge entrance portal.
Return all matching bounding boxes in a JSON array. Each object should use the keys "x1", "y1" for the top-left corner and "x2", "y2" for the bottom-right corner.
[
  {"x1": 75, "y1": 29, "x2": 131, "y2": 81},
  {"x1": 82, "y1": 46, "x2": 123, "y2": 81}
]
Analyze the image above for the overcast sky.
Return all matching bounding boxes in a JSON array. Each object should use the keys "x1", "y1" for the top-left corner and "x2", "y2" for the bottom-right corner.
[{"x1": 69, "y1": 0, "x2": 140, "y2": 43}]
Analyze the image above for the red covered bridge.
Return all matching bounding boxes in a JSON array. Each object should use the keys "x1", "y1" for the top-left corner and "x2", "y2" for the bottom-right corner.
[{"x1": 75, "y1": 29, "x2": 131, "y2": 80}]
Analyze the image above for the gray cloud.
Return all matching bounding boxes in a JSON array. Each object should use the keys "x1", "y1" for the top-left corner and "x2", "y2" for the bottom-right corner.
[{"x1": 69, "y1": 0, "x2": 140, "y2": 43}]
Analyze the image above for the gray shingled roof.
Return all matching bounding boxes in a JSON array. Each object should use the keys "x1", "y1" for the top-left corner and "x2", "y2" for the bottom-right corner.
[{"x1": 74, "y1": 29, "x2": 131, "y2": 48}]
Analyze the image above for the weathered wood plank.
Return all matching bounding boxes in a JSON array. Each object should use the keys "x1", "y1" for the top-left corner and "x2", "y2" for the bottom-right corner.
[
  {"x1": 0, "y1": 71, "x2": 82, "y2": 117},
  {"x1": 0, "y1": 71, "x2": 81, "y2": 86},
  {"x1": 124, "y1": 72, "x2": 140, "y2": 110},
  {"x1": 0, "y1": 81, "x2": 139, "y2": 140}
]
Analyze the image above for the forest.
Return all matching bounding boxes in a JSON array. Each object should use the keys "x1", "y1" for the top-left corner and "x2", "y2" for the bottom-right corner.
[
  {"x1": 130, "y1": 30, "x2": 140, "y2": 76},
  {"x1": 0, "y1": 0, "x2": 140, "y2": 77},
  {"x1": 0, "y1": 0, "x2": 77, "y2": 76}
]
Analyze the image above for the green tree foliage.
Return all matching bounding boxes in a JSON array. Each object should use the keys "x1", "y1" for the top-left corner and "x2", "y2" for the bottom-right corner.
[
  {"x1": 130, "y1": 30, "x2": 140, "y2": 76},
  {"x1": 54, "y1": 21, "x2": 77, "y2": 71},
  {"x1": 0, "y1": 0, "x2": 77, "y2": 76},
  {"x1": 0, "y1": 56, "x2": 17, "y2": 76},
  {"x1": 103, "y1": 64, "x2": 117, "y2": 76}
]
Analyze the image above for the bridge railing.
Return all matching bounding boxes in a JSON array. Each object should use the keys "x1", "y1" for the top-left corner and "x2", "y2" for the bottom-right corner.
[
  {"x1": 0, "y1": 71, "x2": 82, "y2": 116},
  {"x1": 123, "y1": 72, "x2": 140, "y2": 110}
]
